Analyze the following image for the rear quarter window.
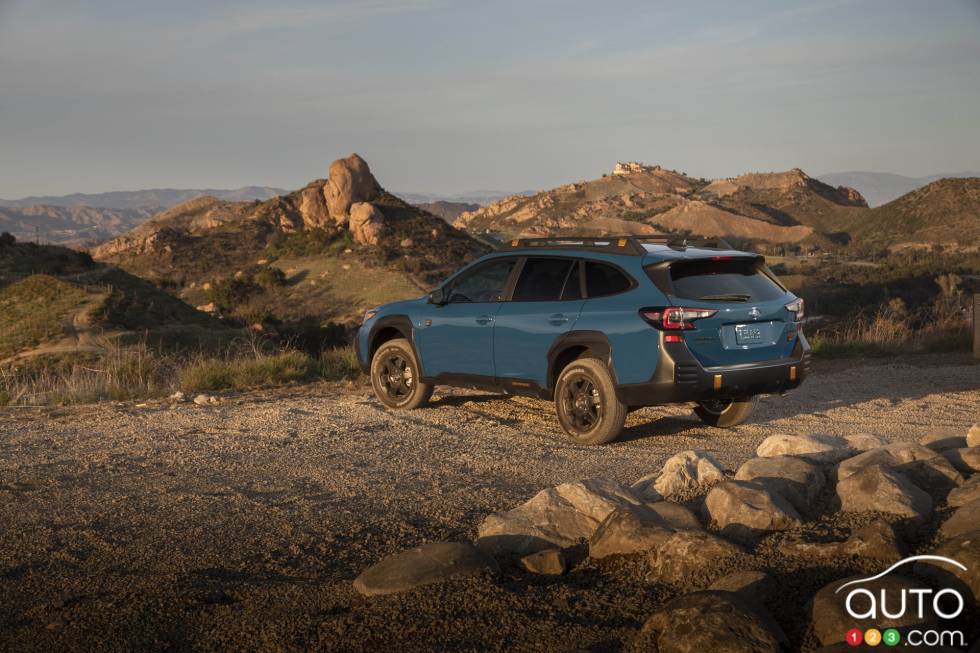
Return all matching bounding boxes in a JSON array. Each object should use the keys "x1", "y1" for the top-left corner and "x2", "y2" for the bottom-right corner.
[
  {"x1": 585, "y1": 261, "x2": 632, "y2": 297},
  {"x1": 661, "y1": 259, "x2": 786, "y2": 302}
]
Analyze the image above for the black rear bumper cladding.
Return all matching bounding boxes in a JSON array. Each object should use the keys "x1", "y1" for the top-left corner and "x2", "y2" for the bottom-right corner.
[{"x1": 615, "y1": 334, "x2": 810, "y2": 407}]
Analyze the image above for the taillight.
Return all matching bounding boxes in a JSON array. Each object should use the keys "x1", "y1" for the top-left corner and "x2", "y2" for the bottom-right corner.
[
  {"x1": 785, "y1": 298, "x2": 804, "y2": 322},
  {"x1": 640, "y1": 307, "x2": 717, "y2": 330}
]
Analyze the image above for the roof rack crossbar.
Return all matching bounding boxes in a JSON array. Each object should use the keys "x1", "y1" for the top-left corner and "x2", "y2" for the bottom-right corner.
[{"x1": 501, "y1": 235, "x2": 733, "y2": 255}]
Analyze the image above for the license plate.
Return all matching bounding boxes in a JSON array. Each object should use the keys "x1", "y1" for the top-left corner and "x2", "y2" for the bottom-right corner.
[{"x1": 735, "y1": 324, "x2": 763, "y2": 344}]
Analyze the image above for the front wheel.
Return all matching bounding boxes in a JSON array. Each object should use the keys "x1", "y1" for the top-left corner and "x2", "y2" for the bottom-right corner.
[
  {"x1": 693, "y1": 396, "x2": 757, "y2": 428},
  {"x1": 554, "y1": 358, "x2": 627, "y2": 445},
  {"x1": 370, "y1": 338, "x2": 433, "y2": 410}
]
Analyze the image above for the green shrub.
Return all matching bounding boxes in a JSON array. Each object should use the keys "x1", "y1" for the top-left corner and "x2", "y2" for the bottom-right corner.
[
  {"x1": 320, "y1": 346, "x2": 362, "y2": 381},
  {"x1": 206, "y1": 276, "x2": 262, "y2": 309},
  {"x1": 254, "y1": 266, "x2": 287, "y2": 288},
  {"x1": 178, "y1": 350, "x2": 317, "y2": 392}
]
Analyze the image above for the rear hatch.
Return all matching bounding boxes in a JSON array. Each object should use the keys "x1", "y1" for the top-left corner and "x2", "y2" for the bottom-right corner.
[{"x1": 646, "y1": 256, "x2": 797, "y2": 367}]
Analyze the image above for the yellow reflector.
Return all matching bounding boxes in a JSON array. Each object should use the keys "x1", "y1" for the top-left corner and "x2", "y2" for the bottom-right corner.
[
  {"x1": 790, "y1": 366, "x2": 797, "y2": 381},
  {"x1": 511, "y1": 239, "x2": 518, "y2": 247},
  {"x1": 713, "y1": 374, "x2": 722, "y2": 389},
  {"x1": 617, "y1": 238, "x2": 627, "y2": 247}
]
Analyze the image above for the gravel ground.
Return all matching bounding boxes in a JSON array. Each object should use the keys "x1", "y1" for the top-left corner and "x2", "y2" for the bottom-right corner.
[{"x1": 1, "y1": 355, "x2": 978, "y2": 652}]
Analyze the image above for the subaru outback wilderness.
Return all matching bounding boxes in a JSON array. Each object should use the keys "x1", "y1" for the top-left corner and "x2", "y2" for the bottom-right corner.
[{"x1": 356, "y1": 236, "x2": 809, "y2": 445}]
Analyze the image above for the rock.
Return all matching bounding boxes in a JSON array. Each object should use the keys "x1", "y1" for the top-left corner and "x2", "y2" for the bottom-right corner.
[
  {"x1": 705, "y1": 480, "x2": 802, "y2": 540},
  {"x1": 920, "y1": 429, "x2": 968, "y2": 452},
  {"x1": 942, "y1": 447, "x2": 980, "y2": 474},
  {"x1": 589, "y1": 505, "x2": 675, "y2": 559},
  {"x1": 647, "y1": 501, "x2": 702, "y2": 531},
  {"x1": 519, "y1": 548, "x2": 566, "y2": 575},
  {"x1": 399, "y1": 238, "x2": 414, "y2": 248},
  {"x1": 649, "y1": 450, "x2": 726, "y2": 497},
  {"x1": 298, "y1": 183, "x2": 332, "y2": 229},
  {"x1": 939, "y1": 499, "x2": 980, "y2": 541},
  {"x1": 915, "y1": 530, "x2": 980, "y2": 603},
  {"x1": 168, "y1": 391, "x2": 186, "y2": 403},
  {"x1": 810, "y1": 574, "x2": 937, "y2": 645},
  {"x1": 636, "y1": 591, "x2": 784, "y2": 653},
  {"x1": 324, "y1": 153, "x2": 380, "y2": 225},
  {"x1": 968, "y1": 423, "x2": 980, "y2": 448},
  {"x1": 196, "y1": 302, "x2": 218, "y2": 313},
  {"x1": 628, "y1": 473, "x2": 664, "y2": 501},
  {"x1": 477, "y1": 478, "x2": 644, "y2": 555},
  {"x1": 948, "y1": 475, "x2": 980, "y2": 507},
  {"x1": 843, "y1": 433, "x2": 888, "y2": 451},
  {"x1": 707, "y1": 570, "x2": 771, "y2": 603},
  {"x1": 353, "y1": 542, "x2": 497, "y2": 596},
  {"x1": 755, "y1": 433, "x2": 852, "y2": 462},
  {"x1": 836, "y1": 463, "x2": 932, "y2": 519},
  {"x1": 840, "y1": 519, "x2": 903, "y2": 561},
  {"x1": 836, "y1": 442, "x2": 939, "y2": 480},
  {"x1": 734, "y1": 455, "x2": 825, "y2": 513},
  {"x1": 647, "y1": 531, "x2": 743, "y2": 585},
  {"x1": 348, "y1": 202, "x2": 385, "y2": 246},
  {"x1": 899, "y1": 455, "x2": 964, "y2": 500},
  {"x1": 193, "y1": 394, "x2": 218, "y2": 406}
]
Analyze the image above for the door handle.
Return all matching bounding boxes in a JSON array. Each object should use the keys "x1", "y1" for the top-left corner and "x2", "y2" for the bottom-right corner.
[
  {"x1": 548, "y1": 313, "x2": 569, "y2": 325},
  {"x1": 475, "y1": 315, "x2": 494, "y2": 325}
]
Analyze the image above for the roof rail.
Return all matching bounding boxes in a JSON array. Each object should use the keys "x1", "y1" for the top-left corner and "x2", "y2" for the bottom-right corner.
[{"x1": 501, "y1": 235, "x2": 733, "y2": 255}]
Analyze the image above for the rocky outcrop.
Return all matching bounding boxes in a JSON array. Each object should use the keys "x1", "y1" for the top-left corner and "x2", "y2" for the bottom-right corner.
[
  {"x1": 298, "y1": 183, "x2": 332, "y2": 229},
  {"x1": 324, "y1": 153, "x2": 380, "y2": 225},
  {"x1": 352, "y1": 541, "x2": 497, "y2": 596},
  {"x1": 348, "y1": 202, "x2": 385, "y2": 245}
]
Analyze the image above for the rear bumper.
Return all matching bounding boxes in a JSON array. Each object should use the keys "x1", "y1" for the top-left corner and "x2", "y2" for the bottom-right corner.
[{"x1": 615, "y1": 333, "x2": 811, "y2": 407}]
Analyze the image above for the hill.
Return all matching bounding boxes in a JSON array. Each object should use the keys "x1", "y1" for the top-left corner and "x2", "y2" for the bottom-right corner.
[
  {"x1": 92, "y1": 155, "x2": 489, "y2": 327},
  {"x1": 414, "y1": 201, "x2": 479, "y2": 223},
  {"x1": 0, "y1": 204, "x2": 155, "y2": 247},
  {"x1": 818, "y1": 170, "x2": 980, "y2": 207},
  {"x1": 455, "y1": 162, "x2": 866, "y2": 246},
  {"x1": 846, "y1": 177, "x2": 980, "y2": 248},
  {"x1": 0, "y1": 237, "x2": 232, "y2": 363},
  {"x1": 0, "y1": 186, "x2": 287, "y2": 210}
]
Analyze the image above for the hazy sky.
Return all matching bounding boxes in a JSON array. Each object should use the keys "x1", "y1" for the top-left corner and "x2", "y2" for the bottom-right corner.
[{"x1": 1, "y1": 0, "x2": 979, "y2": 198}]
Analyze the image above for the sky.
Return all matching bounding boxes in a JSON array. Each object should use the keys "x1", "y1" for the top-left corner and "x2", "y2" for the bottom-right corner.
[{"x1": 1, "y1": 0, "x2": 979, "y2": 198}]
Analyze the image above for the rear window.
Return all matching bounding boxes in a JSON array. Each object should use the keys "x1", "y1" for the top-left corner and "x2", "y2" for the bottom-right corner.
[
  {"x1": 666, "y1": 259, "x2": 785, "y2": 302},
  {"x1": 585, "y1": 262, "x2": 632, "y2": 297},
  {"x1": 512, "y1": 258, "x2": 576, "y2": 301}
]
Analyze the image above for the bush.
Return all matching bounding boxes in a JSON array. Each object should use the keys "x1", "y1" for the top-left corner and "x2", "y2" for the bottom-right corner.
[
  {"x1": 178, "y1": 350, "x2": 318, "y2": 392},
  {"x1": 206, "y1": 276, "x2": 262, "y2": 309},
  {"x1": 254, "y1": 266, "x2": 287, "y2": 288},
  {"x1": 320, "y1": 346, "x2": 362, "y2": 381}
]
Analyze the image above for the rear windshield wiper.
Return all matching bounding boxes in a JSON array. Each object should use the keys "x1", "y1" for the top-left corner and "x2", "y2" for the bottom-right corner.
[{"x1": 697, "y1": 293, "x2": 751, "y2": 302}]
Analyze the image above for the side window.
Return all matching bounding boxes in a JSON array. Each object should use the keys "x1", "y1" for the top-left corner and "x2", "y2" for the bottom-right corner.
[
  {"x1": 512, "y1": 258, "x2": 576, "y2": 302},
  {"x1": 447, "y1": 258, "x2": 517, "y2": 303},
  {"x1": 585, "y1": 261, "x2": 632, "y2": 298},
  {"x1": 560, "y1": 261, "x2": 583, "y2": 300}
]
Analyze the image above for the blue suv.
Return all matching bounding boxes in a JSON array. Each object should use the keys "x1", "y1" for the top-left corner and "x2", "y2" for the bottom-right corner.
[{"x1": 356, "y1": 236, "x2": 809, "y2": 444}]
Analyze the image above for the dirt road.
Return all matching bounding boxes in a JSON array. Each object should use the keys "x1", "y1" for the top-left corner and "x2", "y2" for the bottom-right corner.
[{"x1": 1, "y1": 356, "x2": 977, "y2": 651}]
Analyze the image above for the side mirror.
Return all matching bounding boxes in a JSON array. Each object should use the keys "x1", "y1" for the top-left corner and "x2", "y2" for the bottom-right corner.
[{"x1": 428, "y1": 287, "x2": 447, "y2": 305}]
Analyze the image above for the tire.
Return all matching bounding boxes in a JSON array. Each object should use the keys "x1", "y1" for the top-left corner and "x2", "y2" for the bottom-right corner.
[
  {"x1": 693, "y1": 396, "x2": 757, "y2": 428},
  {"x1": 370, "y1": 338, "x2": 433, "y2": 410},
  {"x1": 554, "y1": 357, "x2": 627, "y2": 445}
]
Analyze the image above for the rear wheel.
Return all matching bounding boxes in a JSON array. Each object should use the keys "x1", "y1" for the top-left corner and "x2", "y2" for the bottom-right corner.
[
  {"x1": 693, "y1": 396, "x2": 757, "y2": 428},
  {"x1": 554, "y1": 358, "x2": 627, "y2": 445},
  {"x1": 370, "y1": 338, "x2": 433, "y2": 410}
]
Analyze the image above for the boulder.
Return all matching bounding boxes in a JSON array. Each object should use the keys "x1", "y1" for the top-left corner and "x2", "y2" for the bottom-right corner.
[
  {"x1": 898, "y1": 455, "x2": 964, "y2": 500},
  {"x1": 636, "y1": 591, "x2": 783, "y2": 653},
  {"x1": 589, "y1": 505, "x2": 675, "y2": 559},
  {"x1": 647, "y1": 501, "x2": 702, "y2": 531},
  {"x1": 519, "y1": 548, "x2": 566, "y2": 575},
  {"x1": 705, "y1": 480, "x2": 802, "y2": 540},
  {"x1": 939, "y1": 499, "x2": 980, "y2": 541},
  {"x1": 646, "y1": 449, "x2": 726, "y2": 497},
  {"x1": 298, "y1": 184, "x2": 331, "y2": 229},
  {"x1": 810, "y1": 574, "x2": 936, "y2": 645},
  {"x1": 948, "y1": 475, "x2": 980, "y2": 507},
  {"x1": 920, "y1": 429, "x2": 968, "y2": 452},
  {"x1": 707, "y1": 570, "x2": 772, "y2": 603},
  {"x1": 348, "y1": 202, "x2": 385, "y2": 246},
  {"x1": 968, "y1": 423, "x2": 980, "y2": 448},
  {"x1": 324, "y1": 153, "x2": 380, "y2": 224},
  {"x1": 353, "y1": 542, "x2": 497, "y2": 596},
  {"x1": 836, "y1": 463, "x2": 932, "y2": 519},
  {"x1": 915, "y1": 530, "x2": 980, "y2": 603},
  {"x1": 942, "y1": 447, "x2": 980, "y2": 474},
  {"x1": 477, "y1": 478, "x2": 644, "y2": 555},
  {"x1": 734, "y1": 455, "x2": 825, "y2": 513},
  {"x1": 756, "y1": 433, "x2": 852, "y2": 462},
  {"x1": 779, "y1": 519, "x2": 903, "y2": 562},
  {"x1": 836, "y1": 442, "x2": 939, "y2": 480},
  {"x1": 843, "y1": 433, "x2": 889, "y2": 451},
  {"x1": 647, "y1": 531, "x2": 743, "y2": 585}
]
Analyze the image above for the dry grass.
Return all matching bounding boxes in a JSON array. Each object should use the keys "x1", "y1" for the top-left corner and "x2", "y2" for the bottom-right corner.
[
  {"x1": 0, "y1": 342, "x2": 363, "y2": 407},
  {"x1": 809, "y1": 295, "x2": 971, "y2": 357}
]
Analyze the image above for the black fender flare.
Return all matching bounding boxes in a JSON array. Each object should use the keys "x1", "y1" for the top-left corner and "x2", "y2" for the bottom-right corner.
[
  {"x1": 367, "y1": 315, "x2": 425, "y2": 375},
  {"x1": 546, "y1": 330, "x2": 616, "y2": 391}
]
